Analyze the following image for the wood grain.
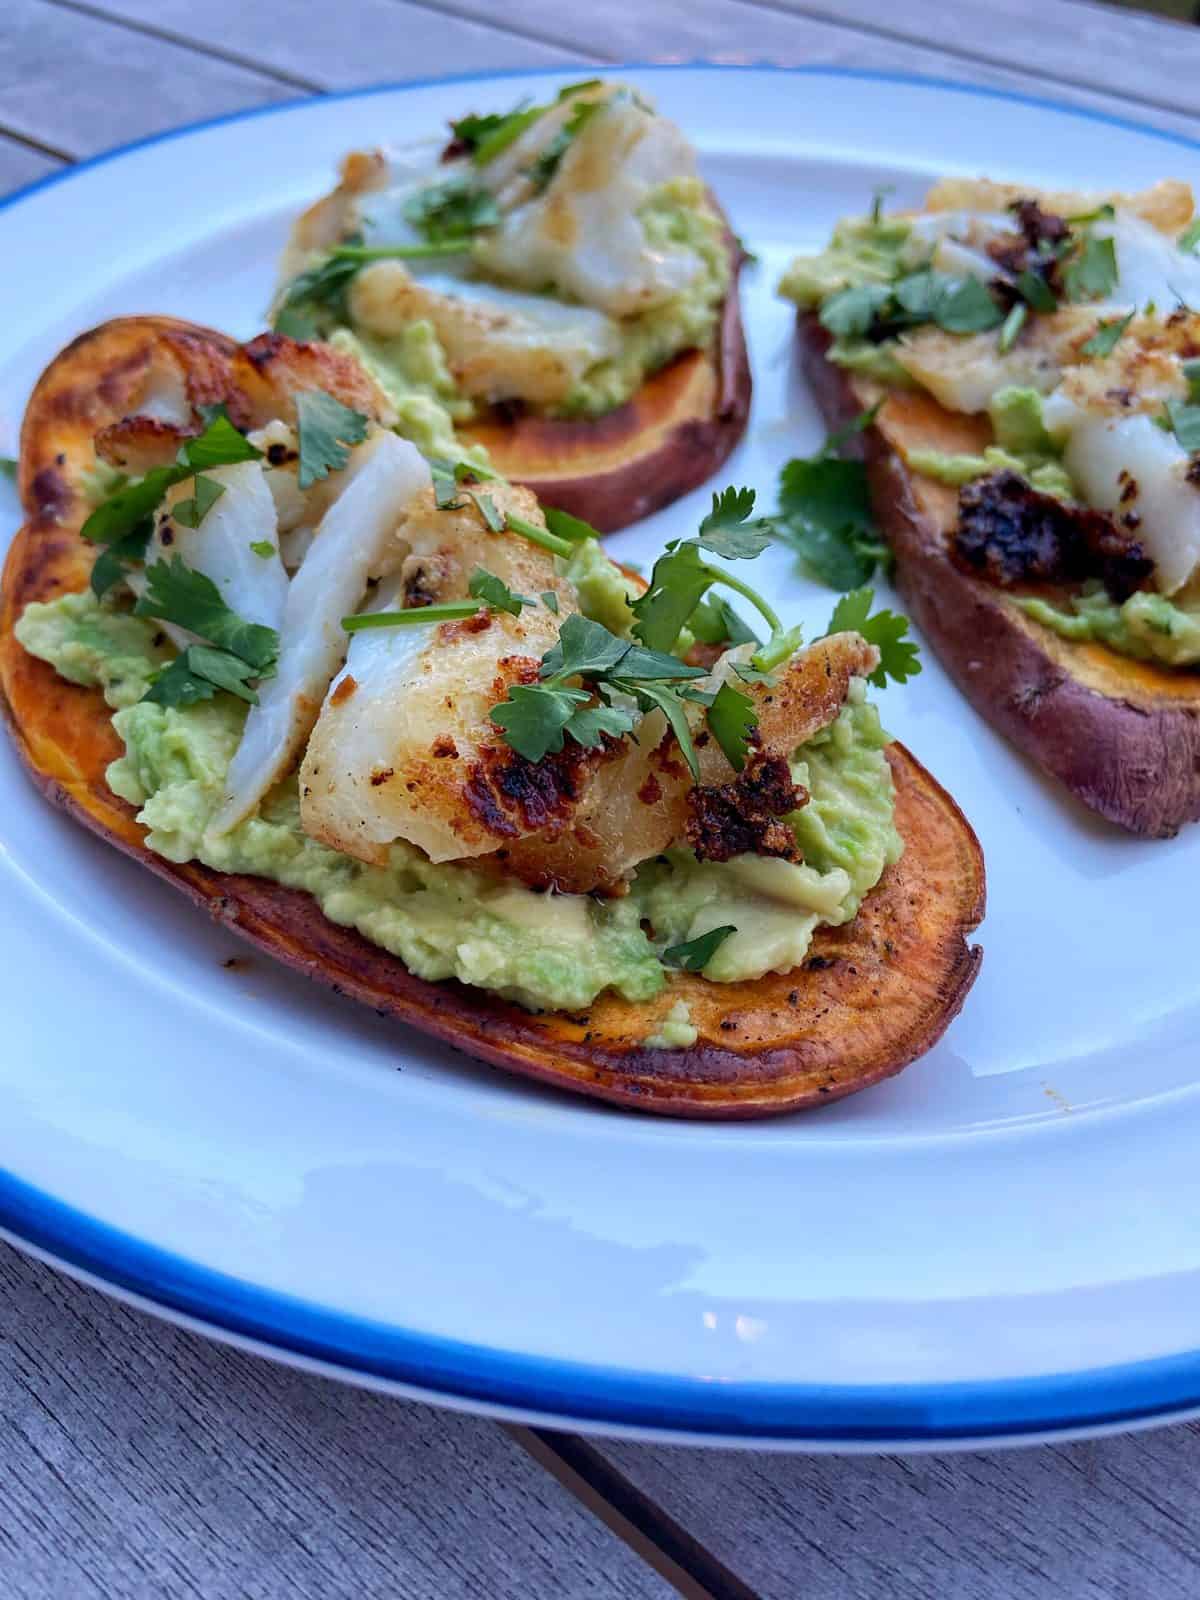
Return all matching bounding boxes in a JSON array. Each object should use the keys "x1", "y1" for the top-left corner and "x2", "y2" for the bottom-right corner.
[
  {"x1": 0, "y1": 1241, "x2": 673, "y2": 1600},
  {"x1": 59, "y1": 0, "x2": 590, "y2": 91},
  {"x1": 0, "y1": 135, "x2": 61, "y2": 193},
  {"x1": 600, "y1": 1432, "x2": 1200, "y2": 1598}
]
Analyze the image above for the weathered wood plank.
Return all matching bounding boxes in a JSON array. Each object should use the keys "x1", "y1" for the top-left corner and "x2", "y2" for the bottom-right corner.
[
  {"x1": 753, "y1": 0, "x2": 1200, "y2": 122},
  {"x1": 0, "y1": 1243, "x2": 672, "y2": 1600},
  {"x1": 345, "y1": 0, "x2": 1200, "y2": 142},
  {"x1": 0, "y1": 135, "x2": 62, "y2": 194},
  {"x1": 61, "y1": 0, "x2": 591, "y2": 91},
  {"x1": 598, "y1": 1430, "x2": 1200, "y2": 1598},
  {"x1": 0, "y1": 0, "x2": 291, "y2": 158}
]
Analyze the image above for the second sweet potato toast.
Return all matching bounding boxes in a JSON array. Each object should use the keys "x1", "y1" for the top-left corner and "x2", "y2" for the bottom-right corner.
[
  {"x1": 274, "y1": 79, "x2": 751, "y2": 532},
  {"x1": 783, "y1": 178, "x2": 1200, "y2": 835},
  {"x1": 1, "y1": 316, "x2": 983, "y2": 1117}
]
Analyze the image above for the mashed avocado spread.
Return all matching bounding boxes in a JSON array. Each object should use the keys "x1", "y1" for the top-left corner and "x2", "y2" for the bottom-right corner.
[
  {"x1": 1018, "y1": 585, "x2": 1200, "y2": 667},
  {"x1": 903, "y1": 387, "x2": 1076, "y2": 501},
  {"x1": 16, "y1": 582, "x2": 901, "y2": 1022}
]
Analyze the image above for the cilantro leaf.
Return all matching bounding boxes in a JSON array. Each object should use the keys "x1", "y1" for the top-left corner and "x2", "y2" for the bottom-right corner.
[
  {"x1": 456, "y1": 102, "x2": 543, "y2": 165},
  {"x1": 1164, "y1": 397, "x2": 1200, "y2": 453},
  {"x1": 403, "y1": 174, "x2": 500, "y2": 243},
  {"x1": 273, "y1": 307, "x2": 320, "y2": 341},
  {"x1": 823, "y1": 587, "x2": 921, "y2": 687},
  {"x1": 183, "y1": 645, "x2": 262, "y2": 703},
  {"x1": 542, "y1": 506, "x2": 599, "y2": 545},
  {"x1": 688, "y1": 595, "x2": 760, "y2": 647},
  {"x1": 526, "y1": 95, "x2": 604, "y2": 190},
  {"x1": 1015, "y1": 269, "x2": 1057, "y2": 313},
  {"x1": 750, "y1": 622, "x2": 804, "y2": 673},
  {"x1": 562, "y1": 701, "x2": 636, "y2": 750},
  {"x1": 541, "y1": 590, "x2": 559, "y2": 614},
  {"x1": 468, "y1": 567, "x2": 533, "y2": 616},
  {"x1": 706, "y1": 681, "x2": 757, "y2": 772},
  {"x1": 615, "y1": 645, "x2": 706, "y2": 682},
  {"x1": 1081, "y1": 311, "x2": 1134, "y2": 359},
  {"x1": 470, "y1": 490, "x2": 505, "y2": 532},
  {"x1": 630, "y1": 542, "x2": 713, "y2": 653},
  {"x1": 623, "y1": 679, "x2": 701, "y2": 781},
  {"x1": 695, "y1": 486, "x2": 770, "y2": 558},
  {"x1": 489, "y1": 682, "x2": 587, "y2": 761},
  {"x1": 183, "y1": 408, "x2": 261, "y2": 470},
  {"x1": 1179, "y1": 219, "x2": 1200, "y2": 255},
  {"x1": 277, "y1": 251, "x2": 363, "y2": 324},
  {"x1": 134, "y1": 557, "x2": 279, "y2": 674},
  {"x1": 768, "y1": 454, "x2": 889, "y2": 591},
  {"x1": 90, "y1": 518, "x2": 153, "y2": 599},
  {"x1": 295, "y1": 390, "x2": 369, "y2": 489},
  {"x1": 541, "y1": 612, "x2": 629, "y2": 680},
  {"x1": 0, "y1": 456, "x2": 16, "y2": 480},
  {"x1": 931, "y1": 276, "x2": 1005, "y2": 333},
  {"x1": 250, "y1": 540, "x2": 276, "y2": 559},
  {"x1": 172, "y1": 473, "x2": 224, "y2": 529},
  {"x1": 819, "y1": 282, "x2": 893, "y2": 338},
  {"x1": 1064, "y1": 234, "x2": 1119, "y2": 302},
  {"x1": 661, "y1": 925, "x2": 736, "y2": 972},
  {"x1": 143, "y1": 651, "x2": 221, "y2": 708}
]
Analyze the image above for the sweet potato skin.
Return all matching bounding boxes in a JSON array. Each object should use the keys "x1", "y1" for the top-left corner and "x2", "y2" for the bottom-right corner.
[
  {"x1": 0, "y1": 315, "x2": 984, "y2": 1117},
  {"x1": 798, "y1": 314, "x2": 1200, "y2": 837},
  {"x1": 458, "y1": 233, "x2": 752, "y2": 532}
]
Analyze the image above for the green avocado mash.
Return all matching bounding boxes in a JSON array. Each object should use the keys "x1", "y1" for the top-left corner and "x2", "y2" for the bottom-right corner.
[
  {"x1": 902, "y1": 386, "x2": 1076, "y2": 500},
  {"x1": 15, "y1": 594, "x2": 901, "y2": 1020},
  {"x1": 328, "y1": 326, "x2": 475, "y2": 464},
  {"x1": 778, "y1": 216, "x2": 913, "y2": 308},
  {"x1": 1019, "y1": 584, "x2": 1200, "y2": 668}
]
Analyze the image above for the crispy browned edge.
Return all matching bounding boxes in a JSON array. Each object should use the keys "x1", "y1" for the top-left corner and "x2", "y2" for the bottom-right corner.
[
  {"x1": 458, "y1": 227, "x2": 752, "y2": 532},
  {"x1": 0, "y1": 313, "x2": 985, "y2": 1118},
  {"x1": 798, "y1": 313, "x2": 1200, "y2": 838}
]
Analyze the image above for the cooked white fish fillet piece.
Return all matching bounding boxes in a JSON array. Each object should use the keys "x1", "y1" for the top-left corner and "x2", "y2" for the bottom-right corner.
[
  {"x1": 208, "y1": 431, "x2": 430, "y2": 838},
  {"x1": 1061, "y1": 409, "x2": 1200, "y2": 595},
  {"x1": 474, "y1": 93, "x2": 703, "y2": 318},
  {"x1": 347, "y1": 265, "x2": 621, "y2": 408},
  {"x1": 146, "y1": 461, "x2": 288, "y2": 634},
  {"x1": 300, "y1": 484, "x2": 575, "y2": 864},
  {"x1": 495, "y1": 634, "x2": 879, "y2": 895}
]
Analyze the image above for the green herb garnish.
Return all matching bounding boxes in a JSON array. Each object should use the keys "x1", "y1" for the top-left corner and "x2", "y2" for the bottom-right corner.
[
  {"x1": 1064, "y1": 233, "x2": 1119, "y2": 302},
  {"x1": 997, "y1": 301, "x2": 1028, "y2": 354},
  {"x1": 468, "y1": 567, "x2": 533, "y2": 616},
  {"x1": 403, "y1": 174, "x2": 500, "y2": 244},
  {"x1": 295, "y1": 390, "x2": 369, "y2": 489},
  {"x1": 1081, "y1": 311, "x2": 1134, "y2": 359},
  {"x1": 526, "y1": 95, "x2": 604, "y2": 191},
  {"x1": 1179, "y1": 218, "x2": 1200, "y2": 255},
  {"x1": 661, "y1": 925, "x2": 736, "y2": 972},
  {"x1": 706, "y1": 681, "x2": 757, "y2": 772},
  {"x1": 1163, "y1": 397, "x2": 1200, "y2": 453},
  {"x1": 249, "y1": 540, "x2": 276, "y2": 559},
  {"x1": 134, "y1": 557, "x2": 280, "y2": 707},
  {"x1": 1015, "y1": 269, "x2": 1057, "y2": 313},
  {"x1": 822, "y1": 587, "x2": 921, "y2": 688},
  {"x1": 764, "y1": 409, "x2": 890, "y2": 592}
]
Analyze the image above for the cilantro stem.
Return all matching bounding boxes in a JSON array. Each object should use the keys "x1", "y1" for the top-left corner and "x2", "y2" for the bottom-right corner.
[
  {"x1": 506, "y1": 513, "x2": 574, "y2": 560},
  {"x1": 342, "y1": 601, "x2": 482, "y2": 632},
  {"x1": 701, "y1": 564, "x2": 783, "y2": 638},
  {"x1": 331, "y1": 242, "x2": 473, "y2": 262}
]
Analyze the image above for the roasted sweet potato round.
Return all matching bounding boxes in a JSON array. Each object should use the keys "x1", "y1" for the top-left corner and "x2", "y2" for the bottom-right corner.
[
  {"x1": 798, "y1": 314, "x2": 1200, "y2": 838},
  {"x1": 0, "y1": 315, "x2": 984, "y2": 1117}
]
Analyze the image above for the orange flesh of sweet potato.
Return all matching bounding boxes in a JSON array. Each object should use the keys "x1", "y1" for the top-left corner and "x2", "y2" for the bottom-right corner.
[
  {"x1": 0, "y1": 315, "x2": 985, "y2": 1117},
  {"x1": 798, "y1": 314, "x2": 1200, "y2": 838}
]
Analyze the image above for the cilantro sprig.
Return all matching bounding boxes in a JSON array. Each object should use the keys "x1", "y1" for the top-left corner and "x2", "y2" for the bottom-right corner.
[
  {"x1": 135, "y1": 556, "x2": 280, "y2": 707},
  {"x1": 295, "y1": 391, "x2": 369, "y2": 489},
  {"x1": 82, "y1": 406, "x2": 263, "y2": 598},
  {"x1": 403, "y1": 174, "x2": 500, "y2": 244},
  {"x1": 762, "y1": 407, "x2": 891, "y2": 592},
  {"x1": 821, "y1": 268, "x2": 1004, "y2": 341},
  {"x1": 1081, "y1": 310, "x2": 1134, "y2": 359},
  {"x1": 489, "y1": 613, "x2": 712, "y2": 774},
  {"x1": 822, "y1": 587, "x2": 921, "y2": 688},
  {"x1": 450, "y1": 80, "x2": 604, "y2": 167},
  {"x1": 661, "y1": 925, "x2": 736, "y2": 972}
]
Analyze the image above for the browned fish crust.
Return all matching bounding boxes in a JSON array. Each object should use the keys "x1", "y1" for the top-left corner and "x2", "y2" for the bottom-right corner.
[{"x1": 0, "y1": 314, "x2": 986, "y2": 1117}]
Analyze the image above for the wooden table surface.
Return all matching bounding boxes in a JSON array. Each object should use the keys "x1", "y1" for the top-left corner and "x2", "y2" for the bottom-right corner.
[{"x1": 5, "y1": 1, "x2": 1200, "y2": 1594}]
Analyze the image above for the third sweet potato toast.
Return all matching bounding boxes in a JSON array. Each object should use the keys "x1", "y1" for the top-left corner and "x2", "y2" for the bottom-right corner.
[{"x1": 784, "y1": 178, "x2": 1200, "y2": 835}]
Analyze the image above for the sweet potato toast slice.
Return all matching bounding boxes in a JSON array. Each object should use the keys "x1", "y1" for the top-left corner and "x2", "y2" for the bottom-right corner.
[
  {"x1": 798, "y1": 315, "x2": 1200, "y2": 837},
  {"x1": 458, "y1": 235, "x2": 752, "y2": 532},
  {"x1": 0, "y1": 315, "x2": 983, "y2": 1117}
]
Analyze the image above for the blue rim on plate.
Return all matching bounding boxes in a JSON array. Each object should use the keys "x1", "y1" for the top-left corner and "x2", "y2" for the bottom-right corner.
[{"x1": 4, "y1": 65, "x2": 1200, "y2": 1443}]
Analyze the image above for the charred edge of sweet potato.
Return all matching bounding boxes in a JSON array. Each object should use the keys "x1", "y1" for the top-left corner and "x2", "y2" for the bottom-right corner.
[
  {"x1": 797, "y1": 313, "x2": 1200, "y2": 839},
  {"x1": 0, "y1": 312, "x2": 984, "y2": 1117},
  {"x1": 457, "y1": 232, "x2": 752, "y2": 533}
]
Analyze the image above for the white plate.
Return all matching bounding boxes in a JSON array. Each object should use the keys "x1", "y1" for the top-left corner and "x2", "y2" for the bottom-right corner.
[{"x1": 3, "y1": 66, "x2": 1200, "y2": 1449}]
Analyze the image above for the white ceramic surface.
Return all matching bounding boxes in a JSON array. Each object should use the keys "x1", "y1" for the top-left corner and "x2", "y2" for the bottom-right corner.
[{"x1": 2, "y1": 67, "x2": 1199, "y2": 1446}]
